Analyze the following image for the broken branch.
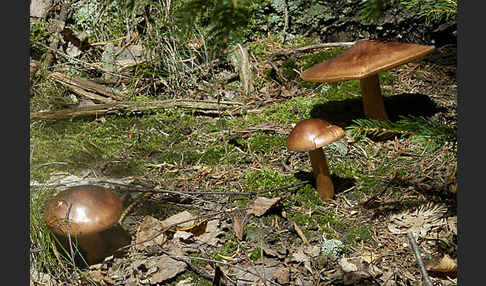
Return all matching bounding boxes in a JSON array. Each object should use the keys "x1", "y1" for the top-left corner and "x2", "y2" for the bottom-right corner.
[{"x1": 30, "y1": 99, "x2": 244, "y2": 120}]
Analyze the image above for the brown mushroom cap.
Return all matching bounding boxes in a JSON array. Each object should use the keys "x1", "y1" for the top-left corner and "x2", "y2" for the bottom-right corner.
[
  {"x1": 44, "y1": 185, "x2": 123, "y2": 237},
  {"x1": 300, "y1": 39, "x2": 435, "y2": 82},
  {"x1": 287, "y1": 119, "x2": 344, "y2": 152}
]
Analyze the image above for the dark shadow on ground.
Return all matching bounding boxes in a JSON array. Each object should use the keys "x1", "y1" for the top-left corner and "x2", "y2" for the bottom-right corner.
[
  {"x1": 293, "y1": 171, "x2": 356, "y2": 197},
  {"x1": 309, "y1": 93, "x2": 446, "y2": 127},
  {"x1": 360, "y1": 178, "x2": 456, "y2": 221}
]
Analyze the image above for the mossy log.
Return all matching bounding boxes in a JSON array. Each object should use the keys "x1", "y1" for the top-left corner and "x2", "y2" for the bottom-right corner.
[{"x1": 30, "y1": 99, "x2": 244, "y2": 120}]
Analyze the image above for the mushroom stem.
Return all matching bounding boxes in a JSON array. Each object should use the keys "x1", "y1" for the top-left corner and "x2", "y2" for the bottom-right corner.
[
  {"x1": 309, "y1": 148, "x2": 334, "y2": 201},
  {"x1": 360, "y1": 74, "x2": 389, "y2": 121},
  {"x1": 77, "y1": 232, "x2": 107, "y2": 265},
  {"x1": 81, "y1": 224, "x2": 131, "y2": 265},
  {"x1": 56, "y1": 223, "x2": 131, "y2": 265}
]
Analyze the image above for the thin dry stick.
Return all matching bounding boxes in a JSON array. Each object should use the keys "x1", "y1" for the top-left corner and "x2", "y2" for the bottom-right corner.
[
  {"x1": 294, "y1": 41, "x2": 356, "y2": 51},
  {"x1": 118, "y1": 192, "x2": 153, "y2": 224},
  {"x1": 407, "y1": 231, "x2": 433, "y2": 286},
  {"x1": 362, "y1": 173, "x2": 397, "y2": 207},
  {"x1": 117, "y1": 180, "x2": 309, "y2": 224},
  {"x1": 63, "y1": 203, "x2": 76, "y2": 268},
  {"x1": 269, "y1": 41, "x2": 356, "y2": 58},
  {"x1": 122, "y1": 180, "x2": 311, "y2": 196}
]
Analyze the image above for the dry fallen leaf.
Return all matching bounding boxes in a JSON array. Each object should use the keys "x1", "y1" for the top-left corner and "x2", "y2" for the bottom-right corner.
[
  {"x1": 135, "y1": 216, "x2": 167, "y2": 251},
  {"x1": 161, "y1": 211, "x2": 196, "y2": 229},
  {"x1": 195, "y1": 219, "x2": 222, "y2": 246},
  {"x1": 158, "y1": 210, "x2": 210, "y2": 236},
  {"x1": 146, "y1": 255, "x2": 187, "y2": 284},
  {"x1": 173, "y1": 231, "x2": 194, "y2": 241},
  {"x1": 30, "y1": 0, "x2": 52, "y2": 18},
  {"x1": 329, "y1": 257, "x2": 383, "y2": 285},
  {"x1": 291, "y1": 247, "x2": 314, "y2": 273},
  {"x1": 175, "y1": 277, "x2": 194, "y2": 286},
  {"x1": 426, "y1": 254, "x2": 457, "y2": 277},
  {"x1": 246, "y1": 196, "x2": 282, "y2": 217},
  {"x1": 87, "y1": 270, "x2": 106, "y2": 284},
  {"x1": 273, "y1": 267, "x2": 290, "y2": 284},
  {"x1": 231, "y1": 214, "x2": 245, "y2": 241},
  {"x1": 339, "y1": 259, "x2": 358, "y2": 272},
  {"x1": 176, "y1": 219, "x2": 208, "y2": 236}
]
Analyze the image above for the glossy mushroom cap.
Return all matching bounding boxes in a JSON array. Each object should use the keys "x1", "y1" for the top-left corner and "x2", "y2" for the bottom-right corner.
[
  {"x1": 300, "y1": 40, "x2": 436, "y2": 82},
  {"x1": 287, "y1": 119, "x2": 344, "y2": 152},
  {"x1": 44, "y1": 185, "x2": 123, "y2": 237}
]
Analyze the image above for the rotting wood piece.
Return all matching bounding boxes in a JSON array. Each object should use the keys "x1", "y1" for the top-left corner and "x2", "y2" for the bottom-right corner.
[
  {"x1": 30, "y1": 99, "x2": 244, "y2": 120},
  {"x1": 50, "y1": 72, "x2": 123, "y2": 101}
]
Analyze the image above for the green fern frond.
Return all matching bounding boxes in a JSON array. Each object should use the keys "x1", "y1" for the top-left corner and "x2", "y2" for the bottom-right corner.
[
  {"x1": 346, "y1": 115, "x2": 456, "y2": 144},
  {"x1": 401, "y1": 0, "x2": 457, "y2": 23}
]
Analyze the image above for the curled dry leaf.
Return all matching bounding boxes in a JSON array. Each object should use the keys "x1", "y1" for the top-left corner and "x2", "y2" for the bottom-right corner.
[
  {"x1": 425, "y1": 254, "x2": 457, "y2": 277},
  {"x1": 246, "y1": 196, "x2": 282, "y2": 217},
  {"x1": 146, "y1": 255, "x2": 187, "y2": 284},
  {"x1": 135, "y1": 216, "x2": 167, "y2": 251},
  {"x1": 195, "y1": 219, "x2": 222, "y2": 246},
  {"x1": 329, "y1": 257, "x2": 383, "y2": 285},
  {"x1": 175, "y1": 220, "x2": 208, "y2": 236}
]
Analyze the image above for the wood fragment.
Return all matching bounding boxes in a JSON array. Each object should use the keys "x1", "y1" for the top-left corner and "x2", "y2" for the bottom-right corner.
[
  {"x1": 42, "y1": 3, "x2": 69, "y2": 67},
  {"x1": 293, "y1": 221, "x2": 309, "y2": 246},
  {"x1": 407, "y1": 231, "x2": 433, "y2": 286},
  {"x1": 294, "y1": 41, "x2": 356, "y2": 52},
  {"x1": 30, "y1": 99, "x2": 244, "y2": 120},
  {"x1": 50, "y1": 72, "x2": 122, "y2": 100},
  {"x1": 270, "y1": 41, "x2": 356, "y2": 58}
]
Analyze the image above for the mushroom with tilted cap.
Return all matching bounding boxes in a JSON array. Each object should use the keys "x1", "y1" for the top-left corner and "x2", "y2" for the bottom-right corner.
[
  {"x1": 300, "y1": 39, "x2": 436, "y2": 120},
  {"x1": 287, "y1": 118, "x2": 344, "y2": 201},
  {"x1": 43, "y1": 185, "x2": 131, "y2": 265}
]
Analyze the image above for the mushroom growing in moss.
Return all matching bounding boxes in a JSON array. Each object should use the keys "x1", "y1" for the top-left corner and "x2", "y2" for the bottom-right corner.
[
  {"x1": 44, "y1": 185, "x2": 131, "y2": 265},
  {"x1": 287, "y1": 118, "x2": 344, "y2": 201},
  {"x1": 300, "y1": 39, "x2": 435, "y2": 120}
]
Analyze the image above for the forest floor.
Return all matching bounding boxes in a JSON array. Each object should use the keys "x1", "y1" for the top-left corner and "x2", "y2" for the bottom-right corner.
[{"x1": 30, "y1": 22, "x2": 457, "y2": 286}]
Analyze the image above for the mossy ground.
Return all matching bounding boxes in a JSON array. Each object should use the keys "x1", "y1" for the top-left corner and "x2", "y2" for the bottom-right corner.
[{"x1": 30, "y1": 23, "x2": 457, "y2": 285}]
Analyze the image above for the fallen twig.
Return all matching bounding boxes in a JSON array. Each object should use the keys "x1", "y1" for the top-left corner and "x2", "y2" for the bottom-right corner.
[
  {"x1": 407, "y1": 231, "x2": 433, "y2": 286},
  {"x1": 30, "y1": 99, "x2": 244, "y2": 120},
  {"x1": 50, "y1": 72, "x2": 123, "y2": 101},
  {"x1": 270, "y1": 41, "x2": 356, "y2": 58},
  {"x1": 361, "y1": 172, "x2": 397, "y2": 207},
  {"x1": 294, "y1": 41, "x2": 356, "y2": 52},
  {"x1": 118, "y1": 179, "x2": 311, "y2": 196}
]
